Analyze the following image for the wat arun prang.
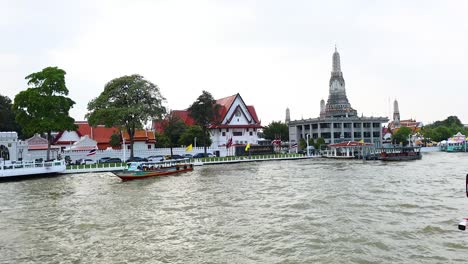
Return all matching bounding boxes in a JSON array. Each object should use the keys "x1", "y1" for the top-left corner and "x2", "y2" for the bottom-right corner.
[{"x1": 288, "y1": 48, "x2": 388, "y2": 146}]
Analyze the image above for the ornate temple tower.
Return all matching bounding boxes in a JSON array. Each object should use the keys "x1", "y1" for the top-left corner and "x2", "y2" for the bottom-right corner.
[
  {"x1": 285, "y1": 107, "x2": 290, "y2": 124},
  {"x1": 324, "y1": 47, "x2": 357, "y2": 118},
  {"x1": 393, "y1": 99, "x2": 400, "y2": 126}
]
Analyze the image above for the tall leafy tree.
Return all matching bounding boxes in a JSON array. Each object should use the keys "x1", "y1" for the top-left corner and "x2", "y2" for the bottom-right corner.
[
  {"x1": 109, "y1": 133, "x2": 121, "y2": 148},
  {"x1": 0, "y1": 94, "x2": 22, "y2": 136},
  {"x1": 154, "y1": 132, "x2": 170, "y2": 148},
  {"x1": 13, "y1": 67, "x2": 76, "y2": 160},
  {"x1": 188, "y1": 91, "x2": 220, "y2": 154},
  {"x1": 178, "y1": 125, "x2": 211, "y2": 147},
  {"x1": 314, "y1": 137, "x2": 326, "y2": 150},
  {"x1": 86, "y1": 74, "x2": 166, "y2": 158},
  {"x1": 262, "y1": 121, "x2": 289, "y2": 141},
  {"x1": 162, "y1": 111, "x2": 187, "y2": 156},
  {"x1": 392, "y1": 126, "x2": 412, "y2": 145}
]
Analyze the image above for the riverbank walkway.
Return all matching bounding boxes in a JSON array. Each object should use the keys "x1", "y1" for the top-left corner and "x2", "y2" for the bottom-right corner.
[{"x1": 63, "y1": 154, "x2": 316, "y2": 174}]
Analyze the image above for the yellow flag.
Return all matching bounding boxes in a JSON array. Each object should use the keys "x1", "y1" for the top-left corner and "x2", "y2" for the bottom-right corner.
[
  {"x1": 245, "y1": 143, "x2": 250, "y2": 151},
  {"x1": 185, "y1": 144, "x2": 193, "y2": 151},
  {"x1": 359, "y1": 139, "x2": 364, "y2": 144}
]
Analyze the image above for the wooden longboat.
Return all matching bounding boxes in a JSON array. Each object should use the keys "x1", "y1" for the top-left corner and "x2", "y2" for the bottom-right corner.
[{"x1": 114, "y1": 161, "x2": 194, "y2": 181}]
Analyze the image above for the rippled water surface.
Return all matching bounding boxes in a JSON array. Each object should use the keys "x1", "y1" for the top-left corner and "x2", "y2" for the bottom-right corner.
[{"x1": 1, "y1": 152, "x2": 468, "y2": 263}]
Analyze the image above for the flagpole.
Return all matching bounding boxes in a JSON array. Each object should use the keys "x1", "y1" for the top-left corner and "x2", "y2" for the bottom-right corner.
[{"x1": 123, "y1": 134, "x2": 126, "y2": 163}]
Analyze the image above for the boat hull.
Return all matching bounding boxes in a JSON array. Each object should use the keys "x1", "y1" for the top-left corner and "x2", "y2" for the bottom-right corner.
[
  {"x1": 380, "y1": 153, "x2": 422, "y2": 161},
  {"x1": 115, "y1": 164, "x2": 193, "y2": 181}
]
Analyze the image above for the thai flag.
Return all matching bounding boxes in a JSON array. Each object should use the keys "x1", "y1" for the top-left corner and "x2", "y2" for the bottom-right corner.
[
  {"x1": 86, "y1": 148, "x2": 97, "y2": 156},
  {"x1": 226, "y1": 138, "x2": 233, "y2": 148}
]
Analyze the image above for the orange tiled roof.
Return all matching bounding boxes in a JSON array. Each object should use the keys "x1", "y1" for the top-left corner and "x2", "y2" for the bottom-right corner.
[{"x1": 122, "y1": 130, "x2": 156, "y2": 143}]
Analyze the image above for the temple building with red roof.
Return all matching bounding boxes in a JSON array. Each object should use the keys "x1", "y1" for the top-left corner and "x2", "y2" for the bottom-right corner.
[
  {"x1": 154, "y1": 93, "x2": 262, "y2": 148},
  {"x1": 387, "y1": 99, "x2": 422, "y2": 134},
  {"x1": 54, "y1": 121, "x2": 156, "y2": 151}
]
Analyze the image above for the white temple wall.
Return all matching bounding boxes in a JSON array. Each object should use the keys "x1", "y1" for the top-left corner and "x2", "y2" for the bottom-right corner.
[{"x1": 24, "y1": 147, "x2": 229, "y2": 162}]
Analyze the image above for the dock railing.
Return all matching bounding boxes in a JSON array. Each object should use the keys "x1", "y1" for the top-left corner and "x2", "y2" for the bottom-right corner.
[{"x1": 64, "y1": 153, "x2": 315, "y2": 173}]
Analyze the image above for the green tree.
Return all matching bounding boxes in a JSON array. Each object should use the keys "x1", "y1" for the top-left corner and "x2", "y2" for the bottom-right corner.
[
  {"x1": 0, "y1": 94, "x2": 22, "y2": 136},
  {"x1": 262, "y1": 121, "x2": 289, "y2": 141},
  {"x1": 109, "y1": 133, "x2": 121, "y2": 148},
  {"x1": 162, "y1": 111, "x2": 187, "y2": 156},
  {"x1": 86, "y1": 74, "x2": 166, "y2": 159},
  {"x1": 188, "y1": 91, "x2": 220, "y2": 154},
  {"x1": 178, "y1": 125, "x2": 211, "y2": 147},
  {"x1": 155, "y1": 132, "x2": 170, "y2": 148},
  {"x1": 392, "y1": 126, "x2": 412, "y2": 145},
  {"x1": 314, "y1": 137, "x2": 326, "y2": 150},
  {"x1": 13, "y1": 67, "x2": 76, "y2": 160},
  {"x1": 421, "y1": 116, "x2": 465, "y2": 142},
  {"x1": 299, "y1": 138, "x2": 306, "y2": 150}
]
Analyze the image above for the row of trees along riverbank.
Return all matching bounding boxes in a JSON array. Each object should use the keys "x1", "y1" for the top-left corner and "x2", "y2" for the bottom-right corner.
[{"x1": 1, "y1": 67, "x2": 223, "y2": 160}]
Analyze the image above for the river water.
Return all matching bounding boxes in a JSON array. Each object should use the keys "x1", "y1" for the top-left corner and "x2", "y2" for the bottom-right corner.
[{"x1": 1, "y1": 152, "x2": 468, "y2": 263}]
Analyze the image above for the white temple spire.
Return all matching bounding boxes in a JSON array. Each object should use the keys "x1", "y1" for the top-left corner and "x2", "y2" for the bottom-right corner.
[{"x1": 332, "y1": 46, "x2": 341, "y2": 73}]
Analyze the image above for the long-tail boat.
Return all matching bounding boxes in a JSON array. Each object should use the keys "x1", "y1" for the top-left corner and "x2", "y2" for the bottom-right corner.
[{"x1": 114, "y1": 160, "x2": 193, "y2": 181}]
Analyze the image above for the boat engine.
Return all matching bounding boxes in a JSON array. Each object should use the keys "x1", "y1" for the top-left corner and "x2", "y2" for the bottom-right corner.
[{"x1": 459, "y1": 218, "x2": 468, "y2": 230}]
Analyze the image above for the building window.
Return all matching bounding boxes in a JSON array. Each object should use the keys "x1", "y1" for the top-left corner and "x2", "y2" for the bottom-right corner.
[
  {"x1": 233, "y1": 132, "x2": 243, "y2": 136},
  {"x1": 226, "y1": 128, "x2": 229, "y2": 132},
  {"x1": 363, "y1": 123, "x2": 371, "y2": 128},
  {"x1": 320, "y1": 123, "x2": 330, "y2": 128},
  {"x1": 344, "y1": 132, "x2": 351, "y2": 138},
  {"x1": 312, "y1": 133, "x2": 318, "y2": 139},
  {"x1": 353, "y1": 123, "x2": 361, "y2": 128},
  {"x1": 249, "y1": 131, "x2": 253, "y2": 136},
  {"x1": 364, "y1": 132, "x2": 371, "y2": 137},
  {"x1": 373, "y1": 123, "x2": 380, "y2": 128},
  {"x1": 127, "y1": 145, "x2": 131, "y2": 150},
  {"x1": 373, "y1": 132, "x2": 380, "y2": 137},
  {"x1": 354, "y1": 132, "x2": 361, "y2": 138},
  {"x1": 321, "y1": 132, "x2": 331, "y2": 139},
  {"x1": 344, "y1": 123, "x2": 351, "y2": 128},
  {"x1": 334, "y1": 132, "x2": 341, "y2": 138},
  {"x1": 222, "y1": 132, "x2": 226, "y2": 136},
  {"x1": 147, "y1": 145, "x2": 151, "y2": 150},
  {"x1": 235, "y1": 109, "x2": 241, "y2": 117},
  {"x1": 333, "y1": 123, "x2": 341, "y2": 128},
  {"x1": 312, "y1": 124, "x2": 318, "y2": 129}
]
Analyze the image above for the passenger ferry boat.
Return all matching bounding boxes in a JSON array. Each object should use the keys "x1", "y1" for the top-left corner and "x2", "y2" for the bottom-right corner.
[
  {"x1": 114, "y1": 160, "x2": 194, "y2": 181},
  {"x1": 0, "y1": 159, "x2": 66, "y2": 179},
  {"x1": 442, "y1": 132, "x2": 467, "y2": 152},
  {"x1": 379, "y1": 146, "x2": 422, "y2": 161},
  {"x1": 321, "y1": 141, "x2": 374, "y2": 159}
]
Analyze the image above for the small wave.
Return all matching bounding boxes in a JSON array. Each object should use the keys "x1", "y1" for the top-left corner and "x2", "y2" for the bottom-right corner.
[
  {"x1": 397, "y1": 203, "x2": 419, "y2": 209},
  {"x1": 444, "y1": 242, "x2": 468, "y2": 250},
  {"x1": 421, "y1": 225, "x2": 447, "y2": 234}
]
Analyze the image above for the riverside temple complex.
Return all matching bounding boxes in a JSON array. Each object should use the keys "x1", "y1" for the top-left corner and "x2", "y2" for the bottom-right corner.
[{"x1": 288, "y1": 48, "x2": 388, "y2": 146}]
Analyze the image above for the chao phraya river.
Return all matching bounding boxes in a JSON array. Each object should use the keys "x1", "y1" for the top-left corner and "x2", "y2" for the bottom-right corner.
[{"x1": 1, "y1": 152, "x2": 468, "y2": 263}]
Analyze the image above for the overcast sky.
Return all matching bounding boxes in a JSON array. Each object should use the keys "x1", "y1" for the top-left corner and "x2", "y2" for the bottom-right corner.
[{"x1": 1, "y1": 0, "x2": 467, "y2": 126}]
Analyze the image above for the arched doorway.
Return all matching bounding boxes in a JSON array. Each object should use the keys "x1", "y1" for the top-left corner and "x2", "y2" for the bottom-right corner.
[{"x1": 0, "y1": 145, "x2": 10, "y2": 160}]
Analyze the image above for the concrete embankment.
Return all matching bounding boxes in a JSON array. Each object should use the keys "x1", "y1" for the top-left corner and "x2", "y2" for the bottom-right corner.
[{"x1": 63, "y1": 154, "x2": 315, "y2": 174}]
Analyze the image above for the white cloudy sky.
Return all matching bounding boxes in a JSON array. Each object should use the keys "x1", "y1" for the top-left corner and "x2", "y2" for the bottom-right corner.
[{"x1": 1, "y1": 0, "x2": 467, "y2": 126}]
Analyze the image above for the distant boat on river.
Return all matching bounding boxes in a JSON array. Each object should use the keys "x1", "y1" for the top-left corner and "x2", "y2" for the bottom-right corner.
[
  {"x1": 380, "y1": 146, "x2": 422, "y2": 161},
  {"x1": 0, "y1": 159, "x2": 66, "y2": 179}
]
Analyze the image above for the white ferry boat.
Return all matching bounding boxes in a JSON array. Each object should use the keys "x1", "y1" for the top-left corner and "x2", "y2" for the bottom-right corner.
[{"x1": 0, "y1": 159, "x2": 66, "y2": 179}]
